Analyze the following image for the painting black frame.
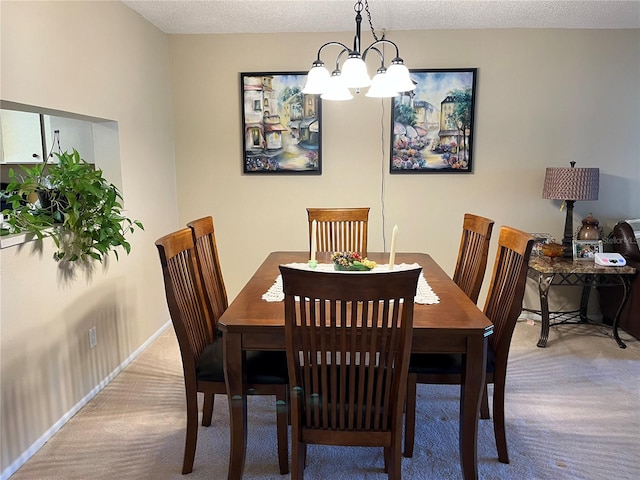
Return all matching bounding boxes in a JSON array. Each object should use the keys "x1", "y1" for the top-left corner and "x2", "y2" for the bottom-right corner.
[
  {"x1": 390, "y1": 68, "x2": 477, "y2": 174},
  {"x1": 241, "y1": 72, "x2": 322, "y2": 174}
]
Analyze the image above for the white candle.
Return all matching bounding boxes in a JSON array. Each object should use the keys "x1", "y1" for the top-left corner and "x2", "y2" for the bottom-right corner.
[
  {"x1": 311, "y1": 220, "x2": 317, "y2": 262},
  {"x1": 389, "y1": 224, "x2": 398, "y2": 270}
]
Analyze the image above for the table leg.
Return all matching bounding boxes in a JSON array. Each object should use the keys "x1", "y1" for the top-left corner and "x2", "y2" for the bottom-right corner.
[
  {"x1": 579, "y1": 282, "x2": 592, "y2": 321},
  {"x1": 612, "y1": 276, "x2": 630, "y2": 349},
  {"x1": 459, "y1": 335, "x2": 487, "y2": 480},
  {"x1": 537, "y1": 273, "x2": 554, "y2": 348},
  {"x1": 223, "y1": 332, "x2": 247, "y2": 480}
]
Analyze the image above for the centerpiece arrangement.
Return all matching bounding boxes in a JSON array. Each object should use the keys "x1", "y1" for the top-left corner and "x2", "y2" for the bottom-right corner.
[{"x1": 331, "y1": 251, "x2": 377, "y2": 271}]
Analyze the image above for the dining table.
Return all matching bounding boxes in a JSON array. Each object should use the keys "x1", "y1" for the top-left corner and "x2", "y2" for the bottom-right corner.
[{"x1": 218, "y1": 251, "x2": 494, "y2": 480}]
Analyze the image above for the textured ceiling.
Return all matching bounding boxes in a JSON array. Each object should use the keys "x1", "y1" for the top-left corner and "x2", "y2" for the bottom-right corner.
[{"x1": 121, "y1": 0, "x2": 640, "y2": 34}]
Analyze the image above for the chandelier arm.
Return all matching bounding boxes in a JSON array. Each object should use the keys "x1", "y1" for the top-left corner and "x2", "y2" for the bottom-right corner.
[
  {"x1": 362, "y1": 39, "x2": 401, "y2": 62},
  {"x1": 365, "y1": 46, "x2": 386, "y2": 68},
  {"x1": 314, "y1": 41, "x2": 351, "y2": 64}
]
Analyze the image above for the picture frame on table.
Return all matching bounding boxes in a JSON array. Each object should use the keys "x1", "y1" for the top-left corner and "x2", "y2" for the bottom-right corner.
[
  {"x1": 530, "y1": 233, "x2": 554, "y2": 256},
  {"x1": 241, "y1": 72, "x2": 321, "y2": 174},
  {"x1": 390, "y1": 68, "x2": 477, "y2": 174},
  {"x1": 572, "y1": 240, "x2": 603, "y2": 260}
]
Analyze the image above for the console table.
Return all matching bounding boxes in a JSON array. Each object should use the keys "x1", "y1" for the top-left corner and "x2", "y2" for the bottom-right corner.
[{"x1": 526, "y1": 256, "x2": 636, "y2": 348}]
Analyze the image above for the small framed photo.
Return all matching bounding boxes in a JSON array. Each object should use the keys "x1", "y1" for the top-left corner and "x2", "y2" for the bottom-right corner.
[
  {"x1": 572, "y1": 240, "x2": 603, "y2": 260},
  {"x1": 530, "y1": 233, "x2": 554, "y2": 256}
]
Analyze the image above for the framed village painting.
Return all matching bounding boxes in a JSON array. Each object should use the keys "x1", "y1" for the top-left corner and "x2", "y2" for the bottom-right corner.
[
  {"x1": 241, "y1": 72, "x2": 322, "y2": 174},
  {"x1": 390, "y1": 68, "x2": 477, "y2": 174}
]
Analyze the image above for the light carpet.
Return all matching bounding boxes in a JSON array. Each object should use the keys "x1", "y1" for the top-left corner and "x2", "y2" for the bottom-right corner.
[{"x1": 9, "y1": 320, "x2": 640, "y2": 479}]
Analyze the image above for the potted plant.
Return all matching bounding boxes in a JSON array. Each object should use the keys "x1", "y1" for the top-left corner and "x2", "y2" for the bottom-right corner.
[{"x1": 1, "y1": 149, "x2": 143, "y2": 262}]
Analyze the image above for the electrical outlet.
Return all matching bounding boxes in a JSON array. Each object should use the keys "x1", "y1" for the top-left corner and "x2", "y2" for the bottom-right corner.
[{"x1": 89, "y1": 326, "x2": 97, "y2": 349}]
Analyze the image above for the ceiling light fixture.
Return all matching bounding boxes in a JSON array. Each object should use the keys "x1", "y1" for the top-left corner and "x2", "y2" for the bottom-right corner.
[{"x1": 303, "y1": 0, "x2": 415, "y2": 101}]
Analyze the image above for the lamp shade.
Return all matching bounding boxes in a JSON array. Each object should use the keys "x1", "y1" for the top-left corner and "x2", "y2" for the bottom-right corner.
[{"x1": 543, "y1": 166, "x2": 599, "y2": 201}]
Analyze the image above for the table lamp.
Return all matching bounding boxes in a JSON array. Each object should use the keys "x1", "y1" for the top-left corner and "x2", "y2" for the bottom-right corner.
[{"x1": 543, "y1": 161, "x2": 599, "y2": 257}]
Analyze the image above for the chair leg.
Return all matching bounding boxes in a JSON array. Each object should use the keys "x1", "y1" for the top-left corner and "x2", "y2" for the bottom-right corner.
[
  {"x1": 275, "y1": 386, "x2": 289, "y2": 475},
  {"x1": 302, "y1": 443, "x2": 307, "y2": 472},
  {"x1": 202, "y1": 393, "x2": 214, "y2": 427},
  {"x1": 383, "y1": 446, "x2": 389, "y2": 473},
  {"x1": 291, "y1": 438, "x2": 305, "y2": 480},
  {"x1": 480, "y1": 384, "x2": 490, "y2": 420},
  {"x1": 290, "y1": 401, "x2": 305, "y2": 480},
  {"x1": 403, "y1": 373, "x2": 418, "y2": 458},
  {"x1": 182, "y1": 389, "x2": 199, "y2": 474},
  {"x1": 492, "y1": 376, "x2": 510, "y2": 463},
  {"x1": 387, "y1": 442, "x2": 402, "y2": 480}
]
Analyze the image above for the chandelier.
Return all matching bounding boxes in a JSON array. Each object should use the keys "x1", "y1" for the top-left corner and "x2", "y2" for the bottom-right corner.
[{"x1": 302, "y1": 0, "x2": 415, "y2": 101}]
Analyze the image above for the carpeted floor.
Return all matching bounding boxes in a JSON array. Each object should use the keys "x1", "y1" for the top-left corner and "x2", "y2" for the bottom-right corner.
[{"x1": 9, "y1": 320, "x2": 640, "y2": 479}]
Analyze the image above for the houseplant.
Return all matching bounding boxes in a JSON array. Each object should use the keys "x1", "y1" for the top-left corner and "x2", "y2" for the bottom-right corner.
[{"x1": 1, "y1": 149, "x2": 143, "y2": 262}]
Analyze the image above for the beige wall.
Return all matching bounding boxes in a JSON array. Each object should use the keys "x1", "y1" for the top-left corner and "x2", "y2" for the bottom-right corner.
[
  {"x1": 169, "y1": 29, "x2": 640, "y2": 309},
  {"x1": 1, "y1": 1, "x2": 177, "y2": 473},
  {"x1": 1, "y1": 0, "x2": 639, "y2": 476}
]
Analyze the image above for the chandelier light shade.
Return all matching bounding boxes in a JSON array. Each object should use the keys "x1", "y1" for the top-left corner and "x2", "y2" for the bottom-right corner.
[
  {"x1": 303, "y1": 64, "x2": 332, "y2": 94},
  {"x1": 303, "y1": 0, "x2": 414, "y2": 100},
  {"x1": 542, "y1": 161, "x2": 600, "y2": 256},
  {"x1": 320, "y1": 72, "x2": 354, "y2": 101},
  {"x1": 365, "y1": 68, "x2": 400, "y2": 98}
]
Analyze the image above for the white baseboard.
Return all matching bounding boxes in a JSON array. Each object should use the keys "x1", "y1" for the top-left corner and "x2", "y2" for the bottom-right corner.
[{"x1": 1, "y1": 321, "x2": 171, "y2": 480}]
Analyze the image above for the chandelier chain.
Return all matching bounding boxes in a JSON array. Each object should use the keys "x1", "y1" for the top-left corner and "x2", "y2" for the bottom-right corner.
[{"x1": 363, "y1": 0, "x2": 384, "y2": 42}]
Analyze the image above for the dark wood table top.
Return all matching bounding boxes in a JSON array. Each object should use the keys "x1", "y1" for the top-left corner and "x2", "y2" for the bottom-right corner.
[{"x1": 219, "y1": 251, "x2": 493, "y2": 341}]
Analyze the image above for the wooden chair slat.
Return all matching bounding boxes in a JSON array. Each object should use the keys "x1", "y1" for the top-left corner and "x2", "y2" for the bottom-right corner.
[{"x1": 307, "y1": 207, "x2": 370, "y2": 257}]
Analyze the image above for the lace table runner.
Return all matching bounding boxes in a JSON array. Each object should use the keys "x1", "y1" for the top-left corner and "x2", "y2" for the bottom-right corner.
[{"x1": 262, "y1": 263, "x2": 440, "y2": 305}]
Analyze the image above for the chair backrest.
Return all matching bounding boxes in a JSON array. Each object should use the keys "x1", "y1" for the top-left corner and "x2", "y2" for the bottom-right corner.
[
  {"x1": 187, "y1": 216, "x2": 228, "y2": 329},
  {"x1": 483, "y1": 226, "x2": 534, "y2": 361},
  {"x1": 155, "y1": 228, "x2": 215, "y2": 377},
  {"x1": 307, "y1": 207, "x2": 370, "y2": 257},
  {"x1": 280, "y1": 266, "x2": 420, "y2": 437},
  {"x1": 452, "y1": 213, "x2": 495, "y2": 304}
]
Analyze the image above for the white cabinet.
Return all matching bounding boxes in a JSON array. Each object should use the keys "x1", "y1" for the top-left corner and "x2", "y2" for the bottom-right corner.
[
  {"x1": 43, "y1": 115, "x2": 95, "y2": 164},
  {"x1": 0, "y1": 110, "x2": 45, "y2": 163},
  {"x1": 0, "y1": 109, "x2": 96, "y2": 165}
]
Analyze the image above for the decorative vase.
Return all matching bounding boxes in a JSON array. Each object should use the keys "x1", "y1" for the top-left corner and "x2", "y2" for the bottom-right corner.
[{"x1": 577, "y1": 214, "x2": 601, "y2": 240}]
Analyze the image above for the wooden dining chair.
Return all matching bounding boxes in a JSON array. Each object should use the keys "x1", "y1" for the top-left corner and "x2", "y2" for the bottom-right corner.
[
  {"x1": 307, "y1": 207, "x2": 370, "y2": 257},
  {"x1": 156, "y1": 227, "x2": 289, "y2": 475},
  {"x1": 452, "y1": 213, "x2": 495, "y2": 304},
  {"x1": 280, "y1": 265, "x2": 421, "y2": 480},
  {"x1": 404, "y1": 226, "x2": 534, "y2": 463}
]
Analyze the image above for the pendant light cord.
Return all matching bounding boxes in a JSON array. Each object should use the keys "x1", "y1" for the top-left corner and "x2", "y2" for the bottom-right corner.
[{"x1": 379, "y1": 97, "x2": 387, "y2": 251}]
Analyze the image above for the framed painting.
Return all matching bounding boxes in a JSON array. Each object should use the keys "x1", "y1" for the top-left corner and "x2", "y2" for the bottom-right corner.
[
  {"x1": 241, "y1": 72, "x2": 321, "y2": 174},
  {"x1": 573, "y1": 240, "x2": 603, "y2": 261},
  {"x1": 390, "y1": 68, "x2": 477, "y2": 173}
]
